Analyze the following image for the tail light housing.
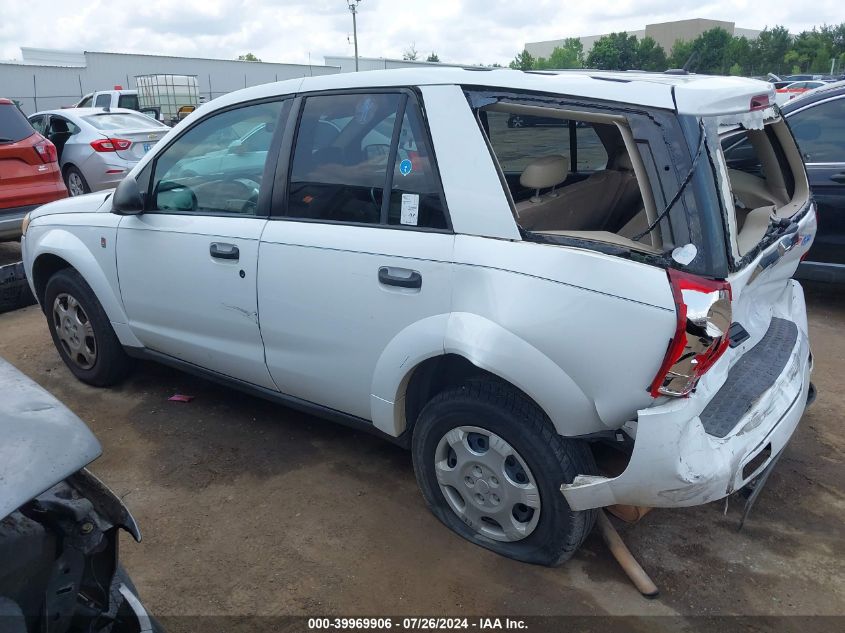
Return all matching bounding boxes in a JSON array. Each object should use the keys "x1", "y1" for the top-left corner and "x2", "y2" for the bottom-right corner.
[
  {"x1": 650, "y1": 269, "x2": 732, "y2": 397},
  {"x1": 90, "y1": 138, "x2": 132, "y2": 152},
  {"x1": 33, "y1": 137, "x2": 58, "y2": 163}
]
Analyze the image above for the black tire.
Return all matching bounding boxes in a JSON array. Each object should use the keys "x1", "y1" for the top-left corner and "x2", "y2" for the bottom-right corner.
[
  {"x1": 412, "y1": 379, "x2": 598, "y2": 566},
  {"x1": 64, "y1": 165, "x2": 90, "y2": 197},
  {"x1": 44, "y1": 268, "x2": 134, "y2": 386},
  {"x1": 0, "y1": 261, "x2": 36, "y2": 314}
]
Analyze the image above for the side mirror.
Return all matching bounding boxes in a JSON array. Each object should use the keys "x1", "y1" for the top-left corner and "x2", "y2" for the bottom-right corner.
[{"x1": 111, "y1": 177, "x2": 144, "y2": 215}]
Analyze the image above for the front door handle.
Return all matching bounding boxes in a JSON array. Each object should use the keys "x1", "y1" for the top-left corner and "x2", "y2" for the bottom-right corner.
[
  {"x1": 378, "y1": 266, "x2": 422, "y2": 289},
  {"x1": 830, "y1": 172, "x2": 845, "y2": 184},
  {"x1": 210, "y1": 242, "x2": 239, "y2": 260}
]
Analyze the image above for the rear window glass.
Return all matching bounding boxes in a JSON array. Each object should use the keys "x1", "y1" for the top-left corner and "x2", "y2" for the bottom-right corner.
[
  {"x1": 484, "y1": 111, "x2": 608, "y2": 172},
  {"x1": 83, "y1": 113, "x2": 164, "y2": 131},
  {"x1": 118, "y1": 94, "x2": 140, "y2": 110},
  {"x1": 0, "y1": 103, "x2": 35, "y2": 143}
]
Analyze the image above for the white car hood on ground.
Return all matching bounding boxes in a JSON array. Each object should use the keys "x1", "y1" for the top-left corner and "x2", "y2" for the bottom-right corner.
[
  {"x1": 29, "y1": 190, "x2": 114, "y2": 221},
  {"x1": 0, "y1": 357, "x2": 101, "y2": 519}
]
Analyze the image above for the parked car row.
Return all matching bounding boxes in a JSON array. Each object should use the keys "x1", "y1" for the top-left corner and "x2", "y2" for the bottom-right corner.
[
  {"x1": 20, "y1": 68, "x2": 817, "y2": 567},
  {"x1": 27, "y1": 108, "x2": 169, "y2": 197}
]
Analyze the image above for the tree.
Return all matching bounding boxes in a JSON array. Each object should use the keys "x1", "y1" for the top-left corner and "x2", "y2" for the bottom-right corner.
[
  {"x1": 426, "y1": 52, "x2": 440, "y2": 62},
  {"x1": 586, "y1": 32, "x2": 639, "y2": 70},
  {"x1": 237, "y1": 53, "x2": 261, "y2": 62},
  {"x1": 751, "y1": 26, "x2": 791, "y2": 75},
  {"x1": 509, "y1": 49, "x2": 535, "y2": 71},
  {"x1": 403, "y1": 42, "x2": 419, "y2": 61},
  {"x1": 693, "y1": 28, "x2": 733, "y2": 74},
  {"x1": 669, "y1": 39, "x2": 695, "y2": 69},
  {"x1": 725, "y1": 36, "x2": 753, "y2": 75},
  {"x1": 636, "y1": 36, "x2": 667, "y2": 71}
]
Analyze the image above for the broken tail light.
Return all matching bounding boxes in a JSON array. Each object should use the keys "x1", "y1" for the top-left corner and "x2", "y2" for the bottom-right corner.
[{"x1": 649, "y1": 269, "x2": 732, "y2": 397}]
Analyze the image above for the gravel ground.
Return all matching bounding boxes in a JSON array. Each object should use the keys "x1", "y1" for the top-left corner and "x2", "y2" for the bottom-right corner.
[{"x1": 0, "y1": 276, "x2": 842, "y2": 628}]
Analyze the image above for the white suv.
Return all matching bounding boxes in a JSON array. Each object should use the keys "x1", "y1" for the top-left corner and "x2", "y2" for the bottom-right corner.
[{"x1": 22, "y1": 69, "x2": 816, "y2": 565}]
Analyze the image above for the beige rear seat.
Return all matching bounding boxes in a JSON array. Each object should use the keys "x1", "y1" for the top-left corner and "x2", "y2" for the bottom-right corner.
[{"x1": 517, "y1": 152, "x2": 641, "y2": 232}]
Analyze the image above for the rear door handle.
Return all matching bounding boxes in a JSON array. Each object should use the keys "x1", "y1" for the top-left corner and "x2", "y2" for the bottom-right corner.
[
  {"x1": 830, "y1": 172, "x2": 845, "y2": 184},
  {"x1": 378, "y1": 266, "x2": 422, "y2": 289},
  {"x1": 210, "y1": 242, "x2": 239, "y2": 260}
]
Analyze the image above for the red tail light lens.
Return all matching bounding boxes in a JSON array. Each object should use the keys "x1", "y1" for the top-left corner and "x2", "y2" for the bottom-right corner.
[
  {"x1": 33, "y1": 137, "x2": 58, "y2": 163},
  {"x1": 749, "y1": 94, "x2": 770, "y2": 111},
  {"x1": 649, "y1": 269, "x2": 732, "y2": 398},
  {"x1": 90, "y1": 138, "x2": 131, "y2": 152}
]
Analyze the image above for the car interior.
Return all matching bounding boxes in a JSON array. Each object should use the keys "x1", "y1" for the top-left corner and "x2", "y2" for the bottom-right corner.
[
  {"x1": 719, "y1": 117, "x2": 809, "y2": 257},
  {"x1": 46, "y1": 117, "x2": 74, "y2": 162},
  {"x1": 478, "y1": 103, "x2": 661, "y2": 253}
]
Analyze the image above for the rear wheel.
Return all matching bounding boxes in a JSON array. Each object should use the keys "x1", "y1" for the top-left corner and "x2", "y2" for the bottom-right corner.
[
  {"x1": 64, "y1": 166, "x2": 90, "y2": 197},
  {"x1": 412, "y1": 379, "x2": 598, "y2": 566},
  {"x1": 44, "y1": 268, "x2": 133, "y2": 386}
]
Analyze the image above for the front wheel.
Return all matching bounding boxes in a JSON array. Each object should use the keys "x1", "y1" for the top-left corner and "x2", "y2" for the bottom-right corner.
[
  {"x1": 44, "y1": 268, "x2": 134, "y2": 386},
  {"x1": 412, "y1": 380, "x2": 598, "y2": 566}
]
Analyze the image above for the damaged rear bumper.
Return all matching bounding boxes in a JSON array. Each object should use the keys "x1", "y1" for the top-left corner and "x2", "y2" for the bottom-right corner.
[{"x1": 562, "y1": 282, "x2": 812, "y2": 511}]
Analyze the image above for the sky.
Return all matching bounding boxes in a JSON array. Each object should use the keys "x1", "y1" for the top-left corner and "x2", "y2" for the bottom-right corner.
[{"x1": 0, "y1": 0, "x2": 842, "y2": 66}]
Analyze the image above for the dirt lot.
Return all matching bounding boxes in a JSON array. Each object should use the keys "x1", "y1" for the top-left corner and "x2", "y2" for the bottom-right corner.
[{"x1": 0, "y1": 240, "x2": 843, "y2": 624}]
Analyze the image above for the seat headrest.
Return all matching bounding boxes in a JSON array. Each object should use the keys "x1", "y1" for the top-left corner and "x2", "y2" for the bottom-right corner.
[
  {"x1": 614, "y1": 151, "x2": 634, "y2": 172},
  {"x1": 520, "y1": 155, "x2": 569, "y2": 190}
]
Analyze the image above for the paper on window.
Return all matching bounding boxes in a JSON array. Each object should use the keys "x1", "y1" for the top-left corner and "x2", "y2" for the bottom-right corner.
[{"x1": 400, "y1": 193, "x2": 420, "y2": 226}]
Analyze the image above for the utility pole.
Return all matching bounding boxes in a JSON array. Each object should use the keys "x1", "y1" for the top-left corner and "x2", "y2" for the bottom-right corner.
[{"x1": 347, "y1": 1, "x2": 362, "y2": 71}]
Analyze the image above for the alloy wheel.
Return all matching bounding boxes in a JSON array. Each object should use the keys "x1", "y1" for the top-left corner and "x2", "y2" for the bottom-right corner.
[
  {"x1": 52, "y1": 293, "x2": 97, "y2": 369},
  {"x1": 67, "y1": 172, "x2": 85, "y2": 196},
  {"x1": 434, "y1": 425, "x2": 541, "y2": 542}
]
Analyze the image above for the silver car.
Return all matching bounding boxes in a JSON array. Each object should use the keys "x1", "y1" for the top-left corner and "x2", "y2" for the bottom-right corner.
[{"x1": 27, "y1": 108, "x2": 169, "y2": 196}]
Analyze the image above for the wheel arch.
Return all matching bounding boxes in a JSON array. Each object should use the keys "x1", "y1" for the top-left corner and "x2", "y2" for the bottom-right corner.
[
  {"x1": 369, "y1": 312, "x2": 602, "y2": 439},
  {"x1": 29, "y1": 229, "x2": 142, "y2": 348}
]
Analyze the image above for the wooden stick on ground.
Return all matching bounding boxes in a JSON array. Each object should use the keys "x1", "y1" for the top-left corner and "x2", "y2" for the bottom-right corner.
[{"x1": 596, "y1": 509, "x2": 659, "y2": 598}]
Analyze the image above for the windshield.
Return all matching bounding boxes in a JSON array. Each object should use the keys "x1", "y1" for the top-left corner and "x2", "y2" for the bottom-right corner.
[{"x1": 83, "y1": 112, "x2": 165, "y2": 131}]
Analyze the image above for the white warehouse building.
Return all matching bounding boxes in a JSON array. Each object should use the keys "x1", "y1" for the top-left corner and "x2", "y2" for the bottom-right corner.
[{"x1": 1, "y1": 48, "x2": 340, "y2": 115}]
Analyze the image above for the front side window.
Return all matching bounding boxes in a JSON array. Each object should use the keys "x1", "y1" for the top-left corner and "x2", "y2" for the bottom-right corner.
[
  {"x1": 789, "y1": 98, "x2": 845, "y2": 163},
  {"x1": 148, "y1": 100, "x2": 283, "y2": 215},
  {"x1": 285, "y1": 92, "x2": 448, "y2": 229},
  {"x1": 78, "y1": 95, "x2": 93, "y2": 108}
]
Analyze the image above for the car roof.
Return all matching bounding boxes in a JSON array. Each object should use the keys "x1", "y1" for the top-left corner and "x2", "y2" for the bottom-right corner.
[{"x1": 201, "y1": 67, "x2": 775, "y2": 118}]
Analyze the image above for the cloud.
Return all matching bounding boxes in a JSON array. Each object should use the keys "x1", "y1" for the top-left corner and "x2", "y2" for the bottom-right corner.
[{"x1": 0, "y1": 0, "x2": 842, "y2": 67}]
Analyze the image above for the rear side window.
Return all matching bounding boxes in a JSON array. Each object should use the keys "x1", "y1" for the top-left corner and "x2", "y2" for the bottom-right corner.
[
  {"x1": 483, "y1": 112, "x2": 608, "y2": 172},
  {"x1": 0, "y1": 104, "x2": 35, "y2": 143},
  {"x1": 95, "y1": 94, "x2": 111, "y2": 108},
  {"x1": 285, "y1": 92, "x2": 448, "y2": 229},
  {"x1": 789, "y1": 98, "x2": 845, "y2": 163},
  {"x1": 117, "y1": 94, "x2": 140, "y2": 111}
]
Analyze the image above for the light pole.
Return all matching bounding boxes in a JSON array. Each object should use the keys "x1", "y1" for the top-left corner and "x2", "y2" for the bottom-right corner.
[{"x1": 347, "y1": 1, "x2": 362, "y2": 71}]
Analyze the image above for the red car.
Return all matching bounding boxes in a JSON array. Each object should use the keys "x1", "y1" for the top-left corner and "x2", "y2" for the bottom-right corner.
[{"x1": 0, "y1": 98, "x2": 67, "y2": 241}]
